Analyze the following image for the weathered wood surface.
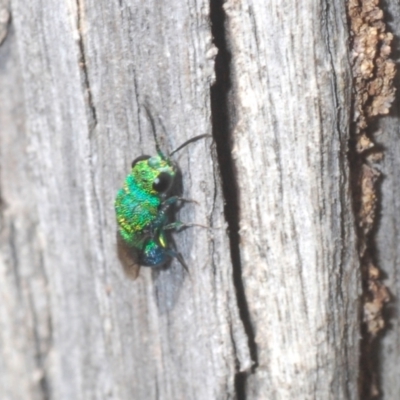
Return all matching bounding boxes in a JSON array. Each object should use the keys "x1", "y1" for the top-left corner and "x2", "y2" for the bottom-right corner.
[
  {"x1": 1, "y1": 0, "x2": 399, "y2": 399},
  {"x1": 0, "y1": 0, "x2": 250, "y2": 399},
  {"x1": 223, "y1": 0, "x2": 360, "y2": 398}
]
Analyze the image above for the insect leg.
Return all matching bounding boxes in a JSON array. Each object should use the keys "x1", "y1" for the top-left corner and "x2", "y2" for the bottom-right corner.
[
  {"x1": 163, "y1": 221, "x2": 208, "y2": 231},
  {"x1": 166, "y1": 249, "x2": 189, "y2": 274},
  {"x1": 150, "y1": 196, "x2": 198, "y2": 231},
  {"x1": 162, "y1": 196, "x2": 199, "y2": 206}
]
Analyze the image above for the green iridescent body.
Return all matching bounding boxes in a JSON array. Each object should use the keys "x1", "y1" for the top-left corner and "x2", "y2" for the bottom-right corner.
[
  {"x1": 115, "y1": 104, "x2": 210, "y2": 280},
  {"x1": 116, "y1": 167, "x2": 163, "y2": 246},
  {"x1": 115, "y1": 153, "x2": 179, "y2": 272}
]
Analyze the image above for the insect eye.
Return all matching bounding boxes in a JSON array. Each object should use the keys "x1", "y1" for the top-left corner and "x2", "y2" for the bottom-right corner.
[
  {"x1": 153, "y1": 172, "x2": 172, "y2": 193},
  {"x1": 131, "y1": 155, "x2": 150, "y2": 168}
]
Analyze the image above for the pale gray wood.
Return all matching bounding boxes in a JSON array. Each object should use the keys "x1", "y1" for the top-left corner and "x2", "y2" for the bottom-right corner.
[
  {"x1": 3, "y1": 0, "x2": 399, "y2": 399},
  {"x1": 375, "y1": 2, "x2": 400, "y2": 399},
  {"x1": 223, "y1": 0, "x2": 360, "y2": 398},
  {"x1": 0, "y1": 1, "x2": 250, "y2": 400},
  {"x1": 0, "y1": 25, "x2": 53, "y2": 400}
]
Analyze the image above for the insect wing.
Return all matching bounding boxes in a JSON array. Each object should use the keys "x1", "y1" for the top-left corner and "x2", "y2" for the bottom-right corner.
[{"x1": 116, "y1": 231, "x2": 141, "y2": 280}]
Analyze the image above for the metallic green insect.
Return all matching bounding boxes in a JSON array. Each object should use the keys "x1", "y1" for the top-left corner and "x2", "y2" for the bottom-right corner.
[{"x1": 115, "y1": 108, "x2": 209, "y2": 279}]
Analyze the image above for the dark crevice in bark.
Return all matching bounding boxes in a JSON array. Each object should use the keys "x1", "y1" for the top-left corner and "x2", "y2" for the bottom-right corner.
[
  {"x1": 0, "y1": 1, "x2": 11, "y2": 47},
  {"x1": 0, "y1": 1, "x2": 12, "y2": 232},
  {"x1": 209, "y1": 0, "x2": 257, "y2": 398},
  {"x1": 8, "y1": 221, "x2": 22, "y2": 297},
  {"x1": 28, "y1": 288, "x2": 51, "y2": 400},
  {"x1": 76, "y1": 0, "x2": 97, "y2": 131},
  {"x1": 346, "y1": 2, "x2": 397, "y2": 397},
  {"x1": 348, "y1": 134, "x2": 384, "y2": 400}
]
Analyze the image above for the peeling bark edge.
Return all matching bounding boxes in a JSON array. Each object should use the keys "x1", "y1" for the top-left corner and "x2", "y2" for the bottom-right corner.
[{"x1": 347, "y1": 0, "x2": 396, "y2": 398}]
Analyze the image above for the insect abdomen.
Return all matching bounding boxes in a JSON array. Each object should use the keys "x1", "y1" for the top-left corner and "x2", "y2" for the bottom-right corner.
[{"x1": 140, "y1": 239, "x2": 169, "y2": 267}]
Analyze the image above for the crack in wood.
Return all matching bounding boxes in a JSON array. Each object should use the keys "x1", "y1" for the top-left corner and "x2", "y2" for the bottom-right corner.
[
  {"x1": 27, "y1": 285, "x2": 52, "y2": 400},
  {"x1": 76, "y1": 0, "x2": 97, "y2": 132},
  {"x1": 210, "y1": 0, "x2": 257, "y2": 397},
  {"x1": 0, "y1": 0, "x2": 10, "y2": 46},
  {"x1": 323, "y1": 4, "x2": 354, "y2": 398}
]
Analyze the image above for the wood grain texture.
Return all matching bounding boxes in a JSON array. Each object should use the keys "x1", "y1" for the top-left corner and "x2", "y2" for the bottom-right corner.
[
  {"x1": 0, "y1": 1, "x2": 250, "y2": 399},
  {"x1": 223, "y1": 0, "x2": 361, "y2": 398}
]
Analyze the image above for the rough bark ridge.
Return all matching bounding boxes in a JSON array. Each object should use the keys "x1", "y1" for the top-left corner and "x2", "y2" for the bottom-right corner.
[
  {"x1": 347, "y1": 0, "x2": 396, "y2": 397},
  {"x1": 223, "y1": 0, "x2": 360, "y2": 398}
]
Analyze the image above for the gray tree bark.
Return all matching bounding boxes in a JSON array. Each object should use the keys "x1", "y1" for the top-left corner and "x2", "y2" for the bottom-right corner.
[
  {"x1": 0, "y1": 0, "x2": 398, "y2": 399},
  {"x1": 223, "y1": 1, "x2": 360, "y2": 398}
]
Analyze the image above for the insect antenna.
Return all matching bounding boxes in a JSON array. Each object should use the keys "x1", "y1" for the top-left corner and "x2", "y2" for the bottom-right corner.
[
  {"x1": 170, "y1": 134, "x2": 212, "y2": 156},
  {"x1": 142, "y1": 103, "x2": 211, "y2": 158},
  {"x1": 142, "y1": 103, "x2": 166, "y2": 158}
]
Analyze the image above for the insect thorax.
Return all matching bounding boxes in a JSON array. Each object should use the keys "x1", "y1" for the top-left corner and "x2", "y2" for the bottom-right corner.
[{"x1": 115, "y1": 173, "x2": 161, "y2": 246}]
